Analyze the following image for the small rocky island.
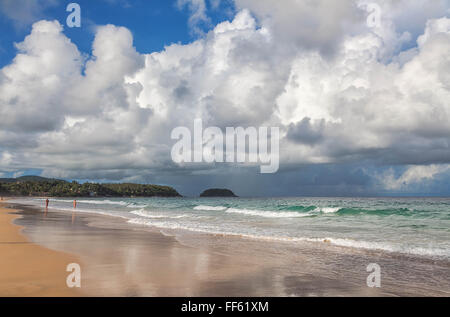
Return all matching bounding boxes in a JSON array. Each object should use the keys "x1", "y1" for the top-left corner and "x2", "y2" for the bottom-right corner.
[{"x1": 200, "y1": 188, "x2": 238, "y2": 197}]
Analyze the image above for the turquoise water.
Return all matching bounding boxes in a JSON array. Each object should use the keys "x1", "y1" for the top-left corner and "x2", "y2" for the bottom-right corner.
[{"x1": 17, "y1": 197, "x2": 450, "y2": 259}]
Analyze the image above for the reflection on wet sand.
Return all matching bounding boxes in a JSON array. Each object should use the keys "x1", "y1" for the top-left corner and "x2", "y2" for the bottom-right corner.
[{"x1": 13, "y1": 204, "x2": 450, "y2": 297}]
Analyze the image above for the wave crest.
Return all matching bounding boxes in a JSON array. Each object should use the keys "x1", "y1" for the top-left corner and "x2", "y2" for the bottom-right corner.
[
  {"x1": 225, "y1": 208, "x2": 311, "y2": 218},
  {"x1": 193, "y1": 205, "x2": 227, "y2": 211},
  {"x1": 130, "y1": 209, "x2": 187, "y2": 219},
  {"x1": 313, "y1": 207, "x2": 342, "y2": 214}
]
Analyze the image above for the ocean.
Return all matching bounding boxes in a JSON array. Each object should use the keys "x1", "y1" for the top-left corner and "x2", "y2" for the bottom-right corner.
[{"x1": 14, "y1": 197, "x2": 450, "y2": 260}]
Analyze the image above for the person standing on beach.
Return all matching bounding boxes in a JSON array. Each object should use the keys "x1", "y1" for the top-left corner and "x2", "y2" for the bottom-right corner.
[
  {"x1": 73, "y1": 200, "x2": 77, "y2": 209},
  {"x1": 45, "y1": 198, "x2": 49, "y2": 209}
]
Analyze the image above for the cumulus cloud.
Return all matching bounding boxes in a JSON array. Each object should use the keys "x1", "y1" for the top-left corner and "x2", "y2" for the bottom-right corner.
[
  {"x1": 235, "y1": 0, "x2": 363, "y2": 56},
  {"x1": 278, "y1": 15, "x2": 450, "y2": 167},
  {"x1": 381, "y1": 164, "x2": 450, "y2": 190},
  {"x1": 0, "y1": 20, "x2": 82, "y2": 133},
  {"x1": 0, "y1": 0, "x2": 449, "y2": 195}
]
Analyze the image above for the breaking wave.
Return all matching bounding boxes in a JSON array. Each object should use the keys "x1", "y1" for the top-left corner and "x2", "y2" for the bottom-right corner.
[
  {"x1": 193, "y1": 205, "x2": 228, "y2": 211},
  {"x1": 130, "y1": 209, "x2": 188, "y2": 219},
  {"x1": 225, "y1": 208, "x2": 311, "y2": 218}
]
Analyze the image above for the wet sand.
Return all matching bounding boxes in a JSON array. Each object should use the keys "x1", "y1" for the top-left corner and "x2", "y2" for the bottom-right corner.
[
  {"x1": 0, "y1": 202, "x2": 80, "y2": 297},
  {"x1": 5, "y1": 202, "x2": 450, "y2": 297}
]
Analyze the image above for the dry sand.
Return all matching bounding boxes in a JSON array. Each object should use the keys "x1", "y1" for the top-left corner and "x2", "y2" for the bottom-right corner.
[{"x1": 0, "y1": 202, "x2": 81, "y2": 297}]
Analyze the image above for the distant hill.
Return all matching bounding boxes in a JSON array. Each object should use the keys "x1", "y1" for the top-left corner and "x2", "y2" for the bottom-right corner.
[
  {"x1": 200, "y1": 188, "x2": 238, "y2": 197},
  {"x1": 0, "y1": 176, "x2": 181, "y2": 198}
]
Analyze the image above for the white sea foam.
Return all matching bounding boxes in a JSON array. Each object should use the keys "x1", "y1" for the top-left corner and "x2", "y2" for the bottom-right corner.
[
  {"x1": 225, "y1": 208, "x2": 311, "y2": 218},
  {"x1": 312, "y1": 207, "x2": 342, "y2": 214},
  {"x1": 17, "y1": 198, "x2": 450, "y2": 260},
  {"x1": 130, "y1": 209, "x2": 188, "y2": 219},
  {"x1": 128, "y1": 218, "x2": 239, "y2": 235},
  {"x1": 127, "y1": 218, "x2": 450, "y2": 259},
  {"x1": 193, "y1": 205, "x2": 227, "y2": 211},
  {"x1": 47, "y1": 206, "x2": 130, "y2": 220},
  {"x1": 127, "y1": 203, "x2": 149, "y2": 208},
  {"x1": 313, "y1": 238, "x2": 450, "y2": 258},
  {"x1": 223, "y1": 206, "x2": 342, "y2": 218}
]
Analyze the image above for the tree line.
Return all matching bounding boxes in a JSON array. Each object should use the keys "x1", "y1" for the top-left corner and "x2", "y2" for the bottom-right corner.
[{"x1": 0, "y1": 177, "x2": 181, "y2": 197}]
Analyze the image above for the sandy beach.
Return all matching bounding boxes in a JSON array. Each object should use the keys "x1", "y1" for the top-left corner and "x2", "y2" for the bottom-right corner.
[
  {"x1": 1, "y1": 200, "x2": 449, "y2": 297},
  {"x1": 0, "y1": 202, "x2": 80, "y2": 297}
]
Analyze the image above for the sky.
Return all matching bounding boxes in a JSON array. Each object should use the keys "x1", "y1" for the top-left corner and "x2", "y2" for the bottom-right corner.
[{"x1": 0, "y1": 0, "x2": 449, "y2": 197}]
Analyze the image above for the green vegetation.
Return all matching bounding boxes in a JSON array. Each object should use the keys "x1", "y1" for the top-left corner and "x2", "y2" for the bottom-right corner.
[
  {"x1": 200, "y1": 188, "x2": 237, "y2": 197},
  {"x1": 0, "y1": 176, "x2": 181, "y2": 197}
]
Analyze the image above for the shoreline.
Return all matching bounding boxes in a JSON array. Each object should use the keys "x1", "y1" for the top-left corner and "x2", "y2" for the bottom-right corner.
[
  {"x1": 5, "y1": 201, "x2": 450, "y2": 296},
  {"x1": 18, "y1": 196, "x2": 449, "y2": 262},
  {"x1": 0, "y1": 201, "x2": 81, "y2": 297}
]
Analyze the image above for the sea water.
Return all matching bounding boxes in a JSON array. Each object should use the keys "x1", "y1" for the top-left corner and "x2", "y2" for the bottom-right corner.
[{"x1": 14, "y1": 197, "x2": 450, "y2": 260}]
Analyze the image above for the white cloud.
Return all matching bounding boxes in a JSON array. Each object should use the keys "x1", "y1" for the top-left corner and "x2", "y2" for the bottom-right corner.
[
  {"x1": 234, "y1": 0, "x2": 364, "y2": 56},
  {"x1": 381, "y1": 165, "x2": 450, "y2": 190},
  {"x1": 0, "y1": 20, "x2": 82, "y2": 132},
  {"x1": 418, "y1": 17, "x2": 450, "y2": 46},
  {"x1": 278, "y1": 14, "x2": 450, "y2": 166},
  {"x1": 177, "y1": 0, "x2": 211, "y2": 35},
  {"x1": 0, "y1": 0, "x2": 449, "y2": 191},
  {"x1": 0, "y1": 152, "x2": 13, "y2": 166}
]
